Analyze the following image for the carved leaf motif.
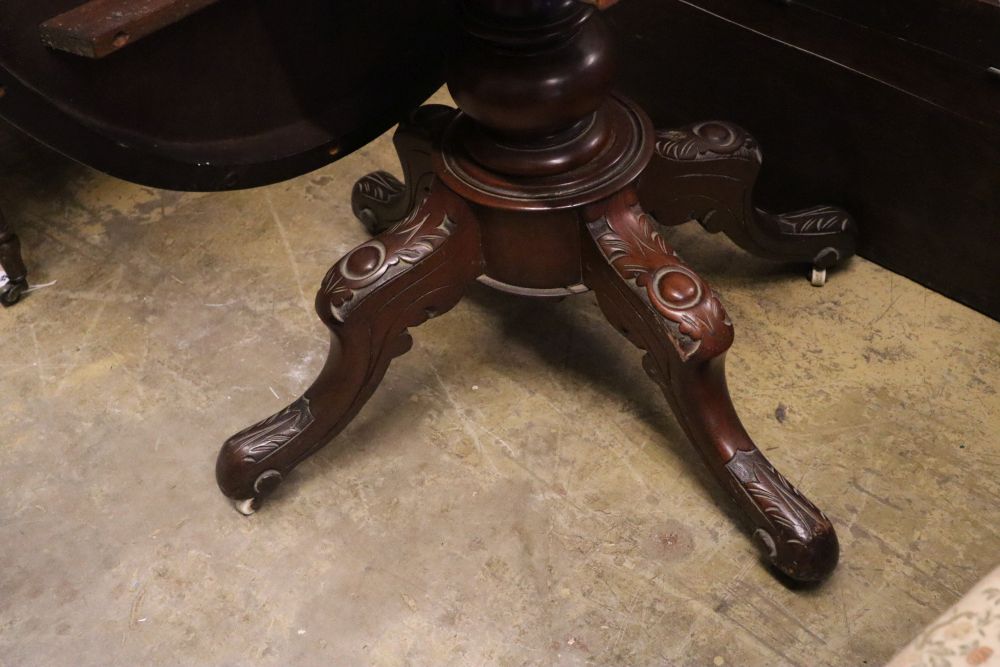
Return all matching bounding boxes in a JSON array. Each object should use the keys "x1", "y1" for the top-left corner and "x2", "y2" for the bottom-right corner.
[
  {"x1": 354, "y1": 171, "x2": 405, "y2": 204},
  {"x1": 321, "y1": 271, "x2": 353, "y2": 309},
  {"x1": 727, "y1": 449, "x2": 829, "y2": 545},
  {"x1": 227, "y1": 397, "x2": 314, "y2": 465},
  {"x1": 675, "y1": 295, "x2": 730, "y2": 342},
  {"x1": 655, "y1": 122, "x2": 759, "y2": 163},
  {"x1": 770, "y1": 205, "x2": 852, "y2": 236},
  {"x1": 390, "y1": 215, "x2": 454, "y2": 265},
  {"x1": 589, "y1": 193, "x2": 733, "y2": 361},
  {"x1": 321, "y1": 188, "x2": 457, "y2": 323}
]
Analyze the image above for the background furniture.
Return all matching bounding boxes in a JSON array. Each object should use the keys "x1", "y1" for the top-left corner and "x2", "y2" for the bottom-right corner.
[
  {"x1": 607, "y1": 0, "x2": 1000, "y2": 320},
  {"x1": 887, "y1": 564, "x2": 1000, "y2": 666}
]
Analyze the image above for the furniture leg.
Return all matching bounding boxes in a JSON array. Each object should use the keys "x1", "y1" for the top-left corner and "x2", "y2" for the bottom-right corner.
[
  {"x1": 638, "y1": 121, "x2": 857, "y2": 286},
  {"x1": 351, "y1": 105, "x2": 457, "y2": 235},
  {"x1": 0, "y1": 207, "x2": 28, "y2": 307},
  {"x1": 217, "y1": 183, "x2": 483, "y2": 513},
  {"x1": 581, "y1": 186, "x2": 839, "y2": 582}
]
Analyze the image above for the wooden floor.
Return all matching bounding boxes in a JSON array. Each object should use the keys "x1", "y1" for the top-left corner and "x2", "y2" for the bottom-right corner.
[{"x1": 2, "y1": 92, "x2": 999, "y2": 666}]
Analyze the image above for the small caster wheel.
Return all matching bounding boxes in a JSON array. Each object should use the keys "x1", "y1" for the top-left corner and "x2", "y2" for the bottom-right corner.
[
  {"x1": 810, "y1": 247, "x2": 841, "y2": 287},
  {"x1": 0, "y1": 279, "x2": 25, "y2": 307},
  {"x1": 753, "y1": 528, "x2": 778, "y2": 562},
  {"x1": 234, "y1": 498, "x2": 258, "y2": 516},
  {"x1": 231, "y1": 469, "x2": 284, "y2": 515},
  {"x1": 810, "y1": 267, "x2": 827, "y2": 287}
]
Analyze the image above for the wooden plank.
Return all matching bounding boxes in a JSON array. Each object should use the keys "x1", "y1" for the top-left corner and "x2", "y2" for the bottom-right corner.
[{"x1": 40, "y1": 0, "x2": 224, "y2": 59}]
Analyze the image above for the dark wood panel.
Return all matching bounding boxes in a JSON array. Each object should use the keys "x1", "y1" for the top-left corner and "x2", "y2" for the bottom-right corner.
[
  {"x1": 794, "y1": 0, "x2": 1000, "y2": 70},
  {"x1": 659, "y1": 0, "x2": 1000, "y2": 128},
  {"x1": 608, "y1": 0, "x2": 1000, "y2": 319},
  {"x1": 40, "y1": 0, "x2": 224, "y2": 58}
]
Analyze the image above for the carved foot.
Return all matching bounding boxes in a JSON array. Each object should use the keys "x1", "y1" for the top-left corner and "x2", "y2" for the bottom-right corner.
[
  {"x1": 582, "y1": 188, "x2": 838, "y2": 582},
  {"x1": 351, "y1": 105, "x2": 457, "y2": 236},
  {"x1": 639, "y1": 121, "x2": 858, "y2": 284},
  {"x1": 218, "y1": 184, "x2": 483, "y2": 510},
  {"x1": 0, "y1": 213, "x2": 28, "y2": 308}
]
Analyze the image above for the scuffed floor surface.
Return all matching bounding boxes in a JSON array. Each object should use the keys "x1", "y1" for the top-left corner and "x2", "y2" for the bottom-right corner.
[{"x1": 2, "y1": 105, "x2": 999, "y2": 666}]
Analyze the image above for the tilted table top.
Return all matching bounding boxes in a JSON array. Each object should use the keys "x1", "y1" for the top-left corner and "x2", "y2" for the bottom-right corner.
[{"x1": 0, "y1": 0, "x2": 453, "y2": 191}]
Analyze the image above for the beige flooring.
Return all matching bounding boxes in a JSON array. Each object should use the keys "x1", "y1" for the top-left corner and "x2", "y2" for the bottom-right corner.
[{"x1": 1, "y1": 99, "x2": 999, "y2": 666}]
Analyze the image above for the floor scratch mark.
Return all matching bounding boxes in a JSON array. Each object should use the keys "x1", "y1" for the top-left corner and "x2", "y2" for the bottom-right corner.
[{"x1": 266, "y1": 191, "x2": 312, "y2": 316}]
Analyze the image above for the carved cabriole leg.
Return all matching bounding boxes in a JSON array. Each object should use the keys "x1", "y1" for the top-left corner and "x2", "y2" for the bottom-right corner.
[
  {"x1": 0, "y1": 207, "x2": 28, "y2": 307},
  {"x1": 217, "y1": 183, "x2": 483, "y2": 513},
  {"x1": 638, "y1": 121, "x2": 858, "y2": 286},
  {"x1": 581, "y1": 187, "x2": 839, "y2": 582},
  {"x1": 351, "y1": 105, "x2": 458, "y2": 236}
]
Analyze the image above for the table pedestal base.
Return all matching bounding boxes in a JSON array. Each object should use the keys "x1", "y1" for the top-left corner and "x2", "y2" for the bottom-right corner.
[{"x1": 216, "y1": 98, "x2": 853, "y2": 583}]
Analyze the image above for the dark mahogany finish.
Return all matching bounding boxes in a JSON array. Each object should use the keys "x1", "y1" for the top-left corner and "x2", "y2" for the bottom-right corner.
[
  {"x1": 640, "y1": 121, "x2": 857, "y2": 281},
  {"x1": 218, "y1": 0, "x2": 854, "y2": 583}
]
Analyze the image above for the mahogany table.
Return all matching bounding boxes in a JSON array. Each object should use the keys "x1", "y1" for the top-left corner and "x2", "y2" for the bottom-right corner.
[
  {"x1": 218, "y1": 0, "x2": 858, "y2": 583},
  {"x1": 2, "y1": 0, "x2": 857, "y2": 583}
]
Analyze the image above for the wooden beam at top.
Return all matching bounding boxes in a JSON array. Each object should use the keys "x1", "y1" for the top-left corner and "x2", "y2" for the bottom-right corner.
[{"x1": 40, "y1": 0, "x2": 224, "y2": 59}]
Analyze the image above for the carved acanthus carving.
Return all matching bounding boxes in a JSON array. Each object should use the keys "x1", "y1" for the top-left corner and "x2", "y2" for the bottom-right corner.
[
  {"x1": 587, "y1": 189, "x2": 733, "y2": 361},
  {"x1": 727, "y1": 449, "x2": 832, "y2": 547},
  {"x1": 766, "y1": 205, "x2": 853, "y2": 236},
  {"x1": 643, "y1": 120, "x2": 858, "y2": 277},
  {"x1": 322, "y1": 193, "x2": 457, "y2": 323},
  {"x1": 351, "y1": 105, "x2": 457, "y2": 236},
  {"x1": 655, "y1": 122, "x2": 760, "y2": 163},
  {"x1": 353, "y1": 170, "x2": 405, "y2": 206},
  {"x1": 226, "y1": 397, "x2": 314, "y2": 466},
  {"x1": 726, "y1": 449, "x2": 838, "y2": 578}
]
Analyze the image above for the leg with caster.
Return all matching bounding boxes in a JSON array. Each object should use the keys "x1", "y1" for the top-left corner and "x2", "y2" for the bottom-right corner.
[
  {"x1": 582, "y1": 187, "x2": 839, "y2": 582},
  {"x1": 217, "y1": 184, "x2": 484, "y2": 512},
  {"x1": 351, "y1": 105, "x2": 458, "y2": 236},
  {"x1": 0, "y1": 209, "x2": 28, "y2": 308},
  {"x1": 639, "y1": 121, "x2": 858, "y2": 284}
]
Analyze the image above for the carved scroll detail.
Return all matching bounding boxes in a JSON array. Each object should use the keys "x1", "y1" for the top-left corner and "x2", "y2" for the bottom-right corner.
[
  {"x1": 353, "y1": 171, "x2": 405, "y2": 206},
  {"x1": 726, "y1": 449, "x2": 832, "y2": 549},
  {"x1": 227, "y1": 397, "x2": 314, "y2": 465},
  {"x1": 587, "y1": 190, "x2": 733, "y2": 361},
  {"x1": 644, "y1": 120, "x2": 858, "y2": 274},
  {"x1": 351, "y1": 105, "x2": 457, "y2": 236},
  {"x1": 655, "y1": 122, "x2": 760, "y2": 163},
  {"x1": 321, "y1": 201, "x2": 456, "y2": 324},
  {"x1": 768, "y1": 205, "x2": 853, "y2": 236}
]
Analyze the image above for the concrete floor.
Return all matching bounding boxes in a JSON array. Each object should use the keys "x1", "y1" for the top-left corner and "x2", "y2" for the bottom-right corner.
[{"x1": 2, "y1": 98, "x2": 999, "y2": 666}]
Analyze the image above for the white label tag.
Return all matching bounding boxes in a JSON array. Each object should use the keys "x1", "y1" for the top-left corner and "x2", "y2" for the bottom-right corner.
[{"x1": 0, "y1": 262, "x2": 8, "y2": 289}]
